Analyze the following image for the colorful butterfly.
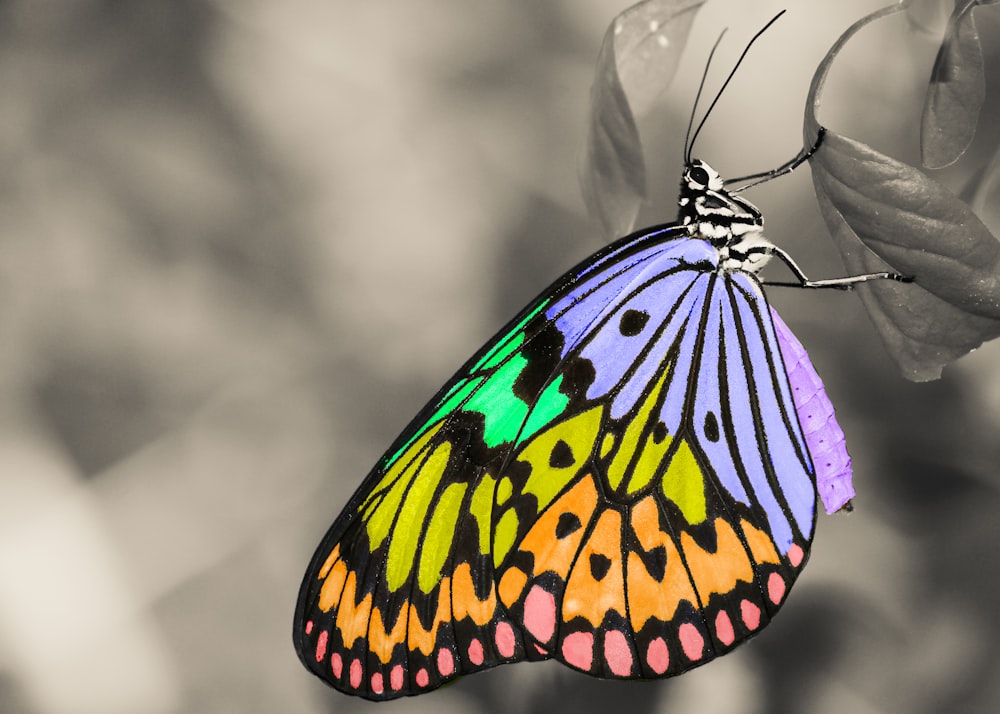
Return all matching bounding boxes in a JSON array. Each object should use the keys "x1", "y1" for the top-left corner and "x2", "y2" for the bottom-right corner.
[{"x1": 293, "y1": 19, "x2": 908, "y2": 702}]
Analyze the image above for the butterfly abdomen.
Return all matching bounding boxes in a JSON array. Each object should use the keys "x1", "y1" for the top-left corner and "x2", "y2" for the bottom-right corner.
[{"x1": 769, "y1": 308, "x2": 854, "y2": 513}]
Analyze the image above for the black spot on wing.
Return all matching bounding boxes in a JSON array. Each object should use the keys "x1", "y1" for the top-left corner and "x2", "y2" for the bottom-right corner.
[
  {"x1": 555, "y1": 512, "x2": 582, "y2": 539},
  {"x1": 704, "y1": 411, "x2": 720, "y2": 442},
  {"x1": 549, "y1": 439, "x2": 575, "y2": 468},
  {"x1": 589, "y1": 553, "x2": 612, "y2": 581},
  {"x1": 636, "y1": 544, "x2": 667, "y2": 581},
  {"x1": 619, "y1": 309, "x2": 650, "y2": 337},
  {"x1": 512, "y1": 319, "x2": 565, "y2": 402}
]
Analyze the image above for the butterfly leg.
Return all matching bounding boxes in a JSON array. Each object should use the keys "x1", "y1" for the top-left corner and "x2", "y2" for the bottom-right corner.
[
  {"x1": 725, "y1": 128, "x2": 827, "y2": 191},
  {"x1": 762, "y1": 245, "x2": 912, "y2": 290}
]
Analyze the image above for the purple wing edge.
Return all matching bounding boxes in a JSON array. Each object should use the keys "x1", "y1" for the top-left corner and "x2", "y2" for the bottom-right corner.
[{"x1": 769, "y1": 307, "x2": 854, "y2": 514}]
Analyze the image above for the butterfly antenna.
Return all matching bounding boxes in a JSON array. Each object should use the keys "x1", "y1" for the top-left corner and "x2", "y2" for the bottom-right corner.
[
  {"x1": 686, "y1": 10, "x2": 787, "y2": 160},
  {"x1": 684, "y1": 29, "x2": 728, "y2": 164}
]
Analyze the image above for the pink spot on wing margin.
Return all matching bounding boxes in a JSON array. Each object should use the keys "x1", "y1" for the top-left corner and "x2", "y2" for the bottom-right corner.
[
  {"x1": 438, "y1": 647, "x2": 455, "y2": 677},
  {"x1": 314, "y1": 630, "x2": 328, "y2": 662},
  {"x1": 495, "y1": 621, "x2": 516, "y2": 658},
  {"x1": 741, "y1": 600, "x2": 761, "y2": 630},
  {"x1": 415, "y1": 668, "x2": 429, "y2": 688},
  {"x1": 523, "y1": 585, "x2": 556, "y2": 644},
  {"x1": 437, "y1": 648, "x2": 455, "y2": 676},
  {"x1": 770, "y1": 307, "x2": 854, "y2": 514},
  {"x1": 561, "y1": 631, "x2": 594, "y2": 671},
  {"x1": 678, "y1": 623, "x2": 704, "y2": 661},
  {"x1": 768, "y1": 572, "x2": 787, "y2": 604},
  {"x1": 646, "y1": 637, "x2": 669, "y2": 674},
  {"x1": 468, "y1": 638, "x2": 484, "y2": 666},
  {"x1": 603, "y1": 630, "x2": 634, "y2": 676},
  {"x1": 493, "y1": 620, "x2": 517, "y2": 659},
  {"x1": 390, "y1": 664, "x2": 404, "y2": 691},
  {"x1": 715, "y1": 610, "x2": 735, "y2": 646}
]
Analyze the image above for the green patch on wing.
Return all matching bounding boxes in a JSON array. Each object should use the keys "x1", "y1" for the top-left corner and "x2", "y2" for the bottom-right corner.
[
  {"x1": 464, "y1": 353, "x2": 533, "y2": 447},
  {"x1": 519, "y1": 376, "x2": 570, "y2": 444},
  {"x1": 386, "y1": 301, "x2": 566, "y2": 462}
]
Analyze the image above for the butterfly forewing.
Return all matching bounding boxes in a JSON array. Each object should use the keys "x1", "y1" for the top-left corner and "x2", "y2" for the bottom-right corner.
[
  {"x1": 295, "y1": 226, "x2": 688, "y2": 698},
  {"x1": 295, "y1": 219, "x2": 824, "y2": 699}
]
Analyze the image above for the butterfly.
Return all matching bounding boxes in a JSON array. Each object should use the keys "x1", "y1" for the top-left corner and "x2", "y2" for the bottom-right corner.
[{"x1": 293, "y1": 16, "x2": 908, "y2": 702}]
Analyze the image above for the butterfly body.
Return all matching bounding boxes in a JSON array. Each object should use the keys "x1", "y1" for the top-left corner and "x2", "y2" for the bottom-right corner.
[{"x1": 294, "y1": 160, "x2": 848, "y2": 700}]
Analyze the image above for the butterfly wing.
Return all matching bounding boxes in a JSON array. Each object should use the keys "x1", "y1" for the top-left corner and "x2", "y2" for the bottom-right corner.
[
  {"x1": 293, "y1": 224, "x2": 701, "y2": 699},
  {"x1": 490, "y1": 262, "x2": 818, "y2": 678},
  {"x1": 294, "y1": 218, "x2": 839, "y2": 696}
]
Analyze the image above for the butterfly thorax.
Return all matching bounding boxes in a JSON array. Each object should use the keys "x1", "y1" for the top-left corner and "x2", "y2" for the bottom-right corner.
[{"x1": 678, "y1": 159, "x2": 772, "y2": 275}]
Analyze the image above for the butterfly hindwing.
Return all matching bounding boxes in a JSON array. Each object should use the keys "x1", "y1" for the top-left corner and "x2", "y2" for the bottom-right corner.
[{"x1": 490, "y1": 260, "x2": 815, "y2": 679}]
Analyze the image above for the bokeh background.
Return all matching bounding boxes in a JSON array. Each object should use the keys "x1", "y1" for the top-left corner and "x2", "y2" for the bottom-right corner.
[{"x1": 2, "y1": 1, "x2": 1000, "y2": 713}]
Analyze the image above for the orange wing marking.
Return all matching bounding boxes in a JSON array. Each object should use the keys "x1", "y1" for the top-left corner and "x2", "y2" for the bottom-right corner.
[
  {"x1": 562, "y1": 508, "x2": 626, "y2": 628},
  {"x1": 625, "y1": 496, "x2": 698, "y2": 629},
  {"x1": 514, "y1": 475, "x2": 599, "y2": 580},
  {"x1": 335, "y1": 571, "x2": 373, "y2": 648},
  {"x1": 680, "y1": 518, "x2": 754, "y2": 600},
  {"x1": 451, "y1": 562, "x2": 497, "y2": 625}
]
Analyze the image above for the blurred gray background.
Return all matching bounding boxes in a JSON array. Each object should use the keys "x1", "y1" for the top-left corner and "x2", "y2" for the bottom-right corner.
[{"x1": 2, "y1": 1, "x2": 1000, "y2": 713}]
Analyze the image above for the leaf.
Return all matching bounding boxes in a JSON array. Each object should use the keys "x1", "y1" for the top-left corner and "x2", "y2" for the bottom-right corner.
[
  {"x1": 582, "y1": 32, "x2": 645, "y2": 242},
  {"x1": 920, "y1": 0, "x2": 992, "y2": 169},
  {"x1": 613, "y1": 0, "x2": 705, "y2": 118},
  {"x1": 813, "y1": 133, "x2": 1000, "y2": 319},
  {"x1": 581, "y1": 0, "x2": 705, "y2": 240},
  {"x1": 805, "y1": 2, "x2": 1000, "y2": 380},
  {"x1": 811, "y1": 136, "x2": 1000, "y2": 380}
]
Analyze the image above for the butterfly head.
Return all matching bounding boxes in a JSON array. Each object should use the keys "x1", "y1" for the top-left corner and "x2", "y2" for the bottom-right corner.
[{"x1": 679, "y1": 158, "x2": 765, "y2": 246}]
